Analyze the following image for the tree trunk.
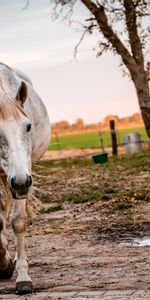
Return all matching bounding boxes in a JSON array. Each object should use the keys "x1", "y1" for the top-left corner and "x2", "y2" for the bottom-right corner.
[
  {"x1": 136, "y1": 88, "x2": 150, "y2": 138},
  {"x1": 132, "y1": 71, "x2": 150, "y2": 137}
]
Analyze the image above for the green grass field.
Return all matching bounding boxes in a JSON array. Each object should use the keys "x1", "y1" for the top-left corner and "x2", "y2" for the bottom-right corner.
[{"x1": 48, "y1": 126, "x2": 148, "y2": 151}]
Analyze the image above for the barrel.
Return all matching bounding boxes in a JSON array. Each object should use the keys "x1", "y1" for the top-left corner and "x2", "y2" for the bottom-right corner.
[{"x1": 124, "y1": 132, "x2": 142, "y2": 154}]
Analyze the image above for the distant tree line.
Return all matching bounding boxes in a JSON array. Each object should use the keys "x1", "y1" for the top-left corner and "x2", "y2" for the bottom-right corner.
[{"x1": 52, "y1": 112, "x2": 143, "y2": 134}]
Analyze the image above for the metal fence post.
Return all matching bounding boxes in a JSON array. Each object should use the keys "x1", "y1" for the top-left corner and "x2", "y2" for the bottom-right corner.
[
  {"x1": 98, "y1": 130, "x2": 105, "y2": 152},
  {"x1": 55, "y1": 133, "x2": 61, "y2": 151}
]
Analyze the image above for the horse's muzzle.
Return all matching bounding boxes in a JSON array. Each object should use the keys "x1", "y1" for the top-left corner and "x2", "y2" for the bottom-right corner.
[{"x1": 10, "y1": 175, "x2": 32, "y2": 199}]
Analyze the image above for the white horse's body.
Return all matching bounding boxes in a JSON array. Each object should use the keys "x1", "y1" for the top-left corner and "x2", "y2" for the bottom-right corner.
[{"x1": 0, "y1": 62, "x2": 50, "y2": 294}]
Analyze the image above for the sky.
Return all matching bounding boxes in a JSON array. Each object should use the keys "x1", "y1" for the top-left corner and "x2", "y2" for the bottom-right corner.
[{"x1": 0, "y1": 0, "x2": 141, "y2": 124}]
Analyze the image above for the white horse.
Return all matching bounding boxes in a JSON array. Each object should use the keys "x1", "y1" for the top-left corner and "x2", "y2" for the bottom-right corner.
[{"x1": 0, "y1": 62, "x2": 50, "y2": 294}]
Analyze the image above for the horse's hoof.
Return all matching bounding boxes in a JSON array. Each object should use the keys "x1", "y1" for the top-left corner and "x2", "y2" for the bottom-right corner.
[
  {"x1": 16, "y1": 281, "x2": 33, "y2": 295},
  {"x1": 0, "y1": 259, "x2": 14, "y2": 280}
]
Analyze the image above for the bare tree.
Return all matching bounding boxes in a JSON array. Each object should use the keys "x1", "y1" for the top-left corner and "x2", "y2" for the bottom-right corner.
[{"x1": 27, "y1": 0, "x2": 150, "y2": 137}]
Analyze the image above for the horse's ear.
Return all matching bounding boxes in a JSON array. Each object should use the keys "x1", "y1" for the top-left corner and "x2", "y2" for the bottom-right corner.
[{"x1": 16, "y1": 81, "x2": 28, "y2": 106}]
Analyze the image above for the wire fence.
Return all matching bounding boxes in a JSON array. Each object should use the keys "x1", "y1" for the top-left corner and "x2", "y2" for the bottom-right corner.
[{"x1": 48, "y1": 127, "x2": 148, "y2": 152}]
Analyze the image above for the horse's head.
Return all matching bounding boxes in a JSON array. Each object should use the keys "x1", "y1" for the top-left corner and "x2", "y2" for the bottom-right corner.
[{"x1": 0, "y1": 81, "x2": 32, "y2": 199}]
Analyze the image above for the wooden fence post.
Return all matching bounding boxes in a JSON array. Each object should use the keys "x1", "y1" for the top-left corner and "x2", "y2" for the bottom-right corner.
[{"x1": 109, "y1": 120, "x2": 118, "y2": 156}]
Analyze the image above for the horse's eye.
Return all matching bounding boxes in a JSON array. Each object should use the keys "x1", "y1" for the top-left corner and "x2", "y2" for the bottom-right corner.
[{"x1": 26, "y1": 124, "x2": 31, "y2": 132}]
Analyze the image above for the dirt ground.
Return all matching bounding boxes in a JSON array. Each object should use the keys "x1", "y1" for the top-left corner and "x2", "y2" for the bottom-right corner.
[
  {"x1": 42, "y1": 147, "x2": 121, "y2": 161},
  {"x1": 0, "y1": 150, "x2": 150, "y2": 294}
]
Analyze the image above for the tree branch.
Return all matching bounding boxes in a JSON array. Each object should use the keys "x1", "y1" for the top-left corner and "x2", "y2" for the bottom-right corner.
[
  {"x1": 80, "y1": 0, "x2": 138, "y2": 77},
  {"x1": 73, "y1": 22, "x2": 96, "y2": 59},
  {"x1": 123, "y1": 0, "x2": 144, "y2": 69},
  {"x1": 23, "y1": 0, "x2": 29, "y2": 9}
]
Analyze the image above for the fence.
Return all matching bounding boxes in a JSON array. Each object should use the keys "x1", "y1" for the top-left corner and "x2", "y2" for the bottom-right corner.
[{"x1": 48, "y1": 126, "x2": 148, "y2": 154}]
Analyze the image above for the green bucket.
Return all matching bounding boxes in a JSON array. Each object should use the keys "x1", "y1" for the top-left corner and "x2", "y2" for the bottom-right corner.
[{"x1": 92, "y1": 152, "x2": 108, "y2": 164}]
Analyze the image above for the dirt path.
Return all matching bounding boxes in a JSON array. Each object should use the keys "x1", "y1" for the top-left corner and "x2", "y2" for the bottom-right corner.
[
  {"x1": 0, "y1": 152, "x2": 150, "y2": 297},
  {"x1": 0, "y1": 201, "x2": 150, "y2": 296}
]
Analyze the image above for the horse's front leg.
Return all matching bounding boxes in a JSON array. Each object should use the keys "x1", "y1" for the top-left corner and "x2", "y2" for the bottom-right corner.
[
  {"x1": 11, "y1": 199, "x2": 33, "y2": 294},
  {"x1": 0, "y1": 214, "x2": 14, "y2": 279}
]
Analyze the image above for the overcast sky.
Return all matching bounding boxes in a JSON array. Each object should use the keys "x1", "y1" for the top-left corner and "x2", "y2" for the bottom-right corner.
[{"x1": 0, "y1": 0, "x2": 140, "y2": 124}]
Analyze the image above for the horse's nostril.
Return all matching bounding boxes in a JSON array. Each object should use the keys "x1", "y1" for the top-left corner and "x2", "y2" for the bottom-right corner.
[
  {"x1": 11, "y1": 177, "x2": 17, "y2": 189},
  {"x1": 26, "y1": 175, "x2": 32, "y2": 188}
]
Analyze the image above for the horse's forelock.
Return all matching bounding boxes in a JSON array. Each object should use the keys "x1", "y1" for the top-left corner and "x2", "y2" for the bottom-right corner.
[
  {"x1": 0, "y1": 73, "x2": 27, "y2": 121},
  {"x1": 0, "y1": 100, "x2": 27, "y2": 122}
]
